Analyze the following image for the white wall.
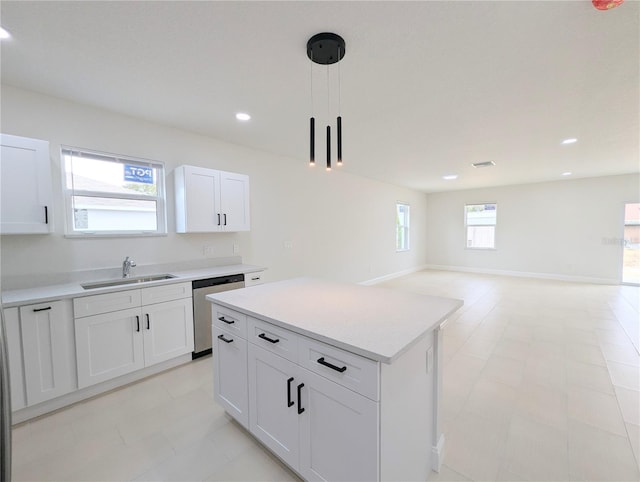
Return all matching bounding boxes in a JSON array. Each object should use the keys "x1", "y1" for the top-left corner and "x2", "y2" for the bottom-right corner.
[
  {"x1": 0, "y1": 85, "x2": 427, "y2": 285},
  {"x1": 425, "y1": 174, "x2": 639, "y2": 283}
]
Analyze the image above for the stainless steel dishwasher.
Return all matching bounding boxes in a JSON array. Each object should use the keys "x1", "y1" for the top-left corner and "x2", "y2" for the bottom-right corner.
[{"x1": 192, "y1": 274, "x2": 245, "y2": 358}]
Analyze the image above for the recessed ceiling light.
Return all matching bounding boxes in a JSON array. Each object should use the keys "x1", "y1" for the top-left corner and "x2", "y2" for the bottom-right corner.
[
  {"x1": 442, "y1": 174, "x2": 458, "y2": 180},
  {"x1": 561, "y1": 138, "x2": 577, "y2": 145},
  {"x1": 471, "y1": 161, "x2": 496, "y2": 168},
  {"x1": 562, "y1": 172, "x2": 572, "y2": 176},
  {"x1": 235, "y1": 112, "x2": 251, "y2": 121},
  {"x1": 0, "y1": 27, "x2": 11, "y2": 40}
]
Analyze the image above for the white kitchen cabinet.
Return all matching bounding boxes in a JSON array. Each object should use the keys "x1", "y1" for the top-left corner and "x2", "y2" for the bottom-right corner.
[
  {"x1": 16, "y1": 301, "x2": 77, "y2": 406},
  {"x1": 75, "y1": 307, "x2": 144, "y2": 388},
  {"x1": 299, "y1": 366, "x2": 378, "y2": 482},
  {"x1": 212, "y1": 323, "x2": 249, "y2": 428},
  {"x1": 244, "y1": 271, "x2": 265, "y2": 287},
  {"x1": 248, "y1": 343, "x2": 300, "y2": 469},
  {"x1": 174, "y1": 165, "x2": 250, "y2": 233},
  {"x1": 74, "y1": 282, "x2": 194, "y2": 388},
  {"x1": 142, "y1": 297, "x2": 194, "y2": 366},
  {"x1": 0, "y1": 133, "x2": 53, "y2": 234},
  {"x1": 3, "y1": 307, "x2": 26, "y2": 410},
  {"x1": 244, "y1": 325, "x2": 378, "y2": 481}
]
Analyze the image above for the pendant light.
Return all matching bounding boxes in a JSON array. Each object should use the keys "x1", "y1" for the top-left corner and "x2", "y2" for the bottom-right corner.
[{"x1": 307, "y1": 32, "x2": 345, "y2": 171}]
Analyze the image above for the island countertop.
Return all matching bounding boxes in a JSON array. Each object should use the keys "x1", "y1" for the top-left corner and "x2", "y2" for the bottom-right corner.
[{"x1": 207, "y1": 277, "x2": 463, "y2": 364}]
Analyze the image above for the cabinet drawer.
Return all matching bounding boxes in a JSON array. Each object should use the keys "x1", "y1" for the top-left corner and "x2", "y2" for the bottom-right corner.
[
  {"x1": 244, "y1": 271, "x2": 264, "y2": 287},
  {"x1": 141, "y1": 281, "x2": 191, "y2": 305},
  {"x1": 298, "y1": 337, "x2": 379, "y2": 401},
  {"x1": 212, "y1": 305, "x2": 247, "y2": 339},
  {"x1": 247, "y1": 317, "x2": 298, "y2": 363},
  {"x1": 74, "y1": 289, "x2": 142, "y2": 318}
]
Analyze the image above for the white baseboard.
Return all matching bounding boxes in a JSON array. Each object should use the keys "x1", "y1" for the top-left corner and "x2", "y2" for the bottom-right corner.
[
  {"x1": 358, "y1": 265, "x2": 429, "y2": 286},
  {"x1": 423, "y1": 264, "x2": 619, "y2": 285}
]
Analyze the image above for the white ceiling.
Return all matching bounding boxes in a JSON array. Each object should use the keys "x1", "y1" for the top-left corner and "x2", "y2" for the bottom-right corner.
[{"x1": 1, "y1": 1, "x2": 638, "y2": 193}]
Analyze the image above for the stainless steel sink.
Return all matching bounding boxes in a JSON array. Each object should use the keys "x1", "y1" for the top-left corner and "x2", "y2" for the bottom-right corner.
[{"x1": 81, "y1": 274, "x2": 176, "y2": 290}]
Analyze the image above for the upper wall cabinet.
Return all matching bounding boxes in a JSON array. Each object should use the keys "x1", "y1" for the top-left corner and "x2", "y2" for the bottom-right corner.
[
  {"x1": 0, "y1": 133, "x2": 53, "y2": 234},
  {"x1": 174, "y1": 165, "x2": 250, "y2": 233}
]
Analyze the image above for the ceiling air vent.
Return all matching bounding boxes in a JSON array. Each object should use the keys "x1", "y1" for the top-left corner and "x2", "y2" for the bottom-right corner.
[{"x1": 472, "y1": 161, "x2": 496, "y2": 168}]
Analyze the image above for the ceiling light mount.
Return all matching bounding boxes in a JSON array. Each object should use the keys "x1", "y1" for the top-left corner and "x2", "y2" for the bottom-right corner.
[{"x1": 307, "y1": 33, "x2": 346, "y2": 65}]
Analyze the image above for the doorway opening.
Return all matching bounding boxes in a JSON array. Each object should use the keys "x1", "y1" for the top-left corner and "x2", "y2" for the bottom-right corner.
[{"x1": 622, "y1": 202, "x2": 640, "y2": 285}]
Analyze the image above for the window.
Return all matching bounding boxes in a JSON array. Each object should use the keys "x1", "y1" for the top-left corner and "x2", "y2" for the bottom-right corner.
[
  {"x1": 62, "y1": 147, "x2": 166, "y2": 236},
  {"x1": 396, "y1": 203, "x2": 410, "y2": 251},
  {"x1": 465, "y1": 203, "x2": 497, "y2": 249}
]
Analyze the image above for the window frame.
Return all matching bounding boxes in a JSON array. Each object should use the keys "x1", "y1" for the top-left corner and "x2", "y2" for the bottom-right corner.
[
  {"x1": 464, "y1": 203, "x2": 497, "y2": 250},
  {"x1": 61, "y1": 146, "x2": 167, "y2": 237},
  {"x1": 396, "y1": 202, "x2": 411, "y2": 252}
]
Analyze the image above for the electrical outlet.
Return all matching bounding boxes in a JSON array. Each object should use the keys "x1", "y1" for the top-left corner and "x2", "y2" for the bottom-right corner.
[
  {"x1": 233, "y1": 244, "x2": 240, "y2": 254},
  {"x1": 203, "y1": 246, "x2": 214, "y2": 256}
]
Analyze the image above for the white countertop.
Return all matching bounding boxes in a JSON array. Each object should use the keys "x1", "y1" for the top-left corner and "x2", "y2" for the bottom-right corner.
[
  {"x1": 207, "y1": 277, "x2": 463, "y2": 364},
  {"x1": 1, "y1": 263, "x2": 265, "y2": 307}
]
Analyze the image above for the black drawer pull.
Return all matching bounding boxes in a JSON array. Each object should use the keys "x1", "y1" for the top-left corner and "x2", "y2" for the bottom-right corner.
[
  {"x1": 217, "y1": 213, "x2": 221, "y2": 226},
  {"x1": 287, "y1": 377, "x2": 294, "y2": 407},
  {"x1": 223, "y1": 213, "x2": 227, "y2": 226},
  {"x1": 297, "y1": 383, "x2": 305, "y2": 414},
  {"x1": 259, "y1": 333, "x2": 280, "y2": 344},
  {"x1": 44, "y1": 206, "x2": 49, "y2": 224},
  {"x1": 146, "y1": 313, "x2": 150, "y2": 330},
  {"x1": 218, "y1": 334, "x2": 233, "y2": 344},
  {"x1": 135, "y1": 315, "x2": 140, "y2": 332},
  {"x1": 218, "y1": 316, "x2": 235, "y2": 324},
  {"x1": 317, "y1": 357, "x2": 347, "y2": 373},
  {"x1": 32, "y1": 306, "x2": 52, "y2": 312}
]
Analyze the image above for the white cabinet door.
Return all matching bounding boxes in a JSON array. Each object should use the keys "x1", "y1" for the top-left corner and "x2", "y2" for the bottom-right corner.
[
  {"x1": 175, "y1": 165, "x2": 222, "y2": 233},
  {"x1": 219, "y1": 171, "x2": 250, "y2": 232},
  {"x1": 0, "y1": 133, "x2": 52, "y2": 234},
  {"x1": 142, "y1": 298, "x2": 194, "y2": 366},
  {"x1": 3, "y1": 308, "x2": 26, "y2": 410},
  {"x1": 248, "y1": 343, "x2": 300, "y2": 471},
  {"x1": 213, "y1": 325, "x2": 249, "y2": 428},
  {"x1": 299, "y1": 367, "x2": 379, "y2": 482},
  {"x1": 75, "y1": 307, "x2": 144, "y2": 388},
  {"x1": 19, "y1": 300, "x2": 77, "y2": 406}
]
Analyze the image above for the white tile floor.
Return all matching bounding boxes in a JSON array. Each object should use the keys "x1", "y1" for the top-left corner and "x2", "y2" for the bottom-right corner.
[{"x1": 11, "y1": 270, "x2": 640, "y2": 481}]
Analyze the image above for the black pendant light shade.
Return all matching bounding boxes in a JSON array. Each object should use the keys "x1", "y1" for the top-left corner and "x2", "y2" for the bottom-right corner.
[
  {"x1": 307, "y1": 32, "x2": 345, "y2": 171},
  {"x1": 326, "y1": 125, "x2": 331, "y2": 170},
  {"x1": 310, "y1": 117, "x2": 315, "y2": 165},
  {"x1": 337, "y1": 116, "x2": 342, "y2": 165}
]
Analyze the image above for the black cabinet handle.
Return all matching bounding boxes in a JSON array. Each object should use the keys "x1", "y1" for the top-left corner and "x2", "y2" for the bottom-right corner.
[
  {"x1": 317, "y1": 357, "x2": 347, "y2": 373},
  {"x1": 44, "y1": 206, "x2": 48, "y2": 224},
  {"x1": 32, "y1": 306, "x2": 52, "y2": 312},
  {"x1": 259, "y1": 333, "x2": 280, "y2": 344},
  {"x1": 223, "y1": 213, "x2": 227, "y2": 226},
  {"x1": 217, "y1": 213, "x2": 221, "y2": 226},
  {"x1": 218, "y1": 316, "x2": 235, "y2": 324},
  {"x1": 297, "y1": 383, "x2": 305, "y2": 414},
  {"x1": 146, "y1": 313, "x2": 150, "y2": 330},
  {"x1": 218, "y1": 334, "x2": 233, "y2": 344},
  {"x1": 135, "y1": 315, "x2": 140, "y2": 332},
  {"x1": 287, "y1": 377, "x2": 294, "y2": 407}
]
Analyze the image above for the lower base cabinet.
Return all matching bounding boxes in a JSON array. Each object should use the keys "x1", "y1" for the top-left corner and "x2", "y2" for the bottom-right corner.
[
  {"x1": 212, "y1": 324, "x2": 248, "y2": 427},
  {"x1": 248, "y1": 344, "x2": 378, "y2": 481},
  {"x1": 3, "y1": 300, "x2": 77, "y2": 408},
  {"x1": 75, "y1": 284, "x2": 194, "y2": 388}
]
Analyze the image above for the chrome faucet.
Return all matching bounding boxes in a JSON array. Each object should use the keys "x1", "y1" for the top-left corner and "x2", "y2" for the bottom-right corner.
[{"x1": 122, "y1": 256, "x2": 136, "y2": 278}]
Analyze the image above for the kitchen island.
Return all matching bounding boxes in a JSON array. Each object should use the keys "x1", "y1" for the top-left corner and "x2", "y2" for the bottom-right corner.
[{"x1": 207, "y1": 277, "x2": 463, "y2": 481}]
